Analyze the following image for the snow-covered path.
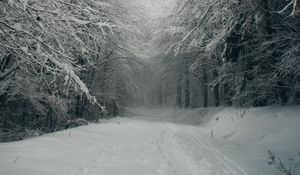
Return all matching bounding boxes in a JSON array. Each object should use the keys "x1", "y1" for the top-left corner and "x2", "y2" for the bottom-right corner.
[{"x1": 0, "y1": 116, "x2": 248, "y2": 175}]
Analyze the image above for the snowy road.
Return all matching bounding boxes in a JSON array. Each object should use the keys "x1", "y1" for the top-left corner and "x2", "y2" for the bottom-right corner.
[{"x1": 0, "y1": 115, "x2": 248, "y2": 175}]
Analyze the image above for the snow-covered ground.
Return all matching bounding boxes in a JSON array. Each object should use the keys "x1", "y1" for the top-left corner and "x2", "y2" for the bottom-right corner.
[{"x1": 0, "y1": 106, "x2": 300, "y2": 175}]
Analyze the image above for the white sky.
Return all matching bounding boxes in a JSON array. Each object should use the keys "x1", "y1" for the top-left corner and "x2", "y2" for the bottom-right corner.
[{"x1": 126, "y1": 0, "x2": 177, "y2": 19}]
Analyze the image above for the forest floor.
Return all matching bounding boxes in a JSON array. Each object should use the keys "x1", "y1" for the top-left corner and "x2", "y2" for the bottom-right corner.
[{"x1": 0, "y1": 106, "x2": 299, "y2": 175}]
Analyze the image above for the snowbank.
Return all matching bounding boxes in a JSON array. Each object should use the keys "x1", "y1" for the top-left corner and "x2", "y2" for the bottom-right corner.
[
  {"x1": 129, "y1": 106, "x2": 300, "y2": 174},
  {"x1": 201, "y1": 106, "x2": 300, "y2": 175},
  {"x1": 132, "y1": 106, "x2": 300, "y2": 152}
]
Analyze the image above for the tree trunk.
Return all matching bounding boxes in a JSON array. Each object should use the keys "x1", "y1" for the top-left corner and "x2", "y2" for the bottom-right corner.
[
  {"x1": 202, "y1": 68, "x2": 208, "y2": 108},
  {"x1": 184, "y1": 73, "x2": 190, "y2": 108},
  {"x1": 157, "y1": 83, "x2": 163, "y2": 106},
  {"x1": 163, "y1": 81, "x2": 168, "y2": 105},
  {"x1": 212, "y1": 70, "x2": 220, "y2": 107},
  {"x1": 176, "y1": 77, "x2": 182, "y2": 108}
]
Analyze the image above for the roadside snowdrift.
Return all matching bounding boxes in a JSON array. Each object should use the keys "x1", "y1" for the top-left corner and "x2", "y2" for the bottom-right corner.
[
  {"x1": 203, "y1": 106, "x2": 300, "y2": 149},
  {"x1": 133, "y1": 106, "x2": 300, "y2": 151},
  {"x1": 129, "y1": 106, "x2": 300, "y2": 174},
  {"x1": 201, "y1": 106, "x2": 300, "y2": 175}
]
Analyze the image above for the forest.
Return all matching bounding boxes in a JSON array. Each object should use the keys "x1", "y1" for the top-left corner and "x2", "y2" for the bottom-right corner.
[{"x1": 0, "y1": 0, "x2": 299, "y2": 142}]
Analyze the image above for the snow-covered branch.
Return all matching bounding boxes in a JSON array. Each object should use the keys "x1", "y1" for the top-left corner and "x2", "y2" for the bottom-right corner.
[
  {"x1": 0, "y1": 0, "x2": 124, "y2": 112},
  {"x1": 278, "y1": 0, "x2": 299, "y2": 16}
]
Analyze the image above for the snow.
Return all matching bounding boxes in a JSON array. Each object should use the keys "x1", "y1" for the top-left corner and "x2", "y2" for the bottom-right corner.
[
  {"x1": 21, "y1": 0, "x2": 29, "y2": 10},
  {"x1": 69, "y1": 17, "x2": 90, "y2": 25},
  {"x1": 94, "y1": 1, "x2": 112, "y2": 8},
  {"x1": 1, "y1": 106, "x2": 300, "y2": 175}
]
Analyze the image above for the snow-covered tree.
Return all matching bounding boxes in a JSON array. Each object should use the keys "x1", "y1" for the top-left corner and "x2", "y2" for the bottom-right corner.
[
  {"x1": 149, "y1": 0, "x2": 300, "y2": 107},
  {"x1": 0, "y1": 0, "x2": 147, "y2": 141}
]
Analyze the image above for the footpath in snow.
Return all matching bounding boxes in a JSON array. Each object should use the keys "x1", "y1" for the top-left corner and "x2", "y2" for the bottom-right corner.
[{"x1": 0, "y1": 106, "x2": 300, "y2": 175}]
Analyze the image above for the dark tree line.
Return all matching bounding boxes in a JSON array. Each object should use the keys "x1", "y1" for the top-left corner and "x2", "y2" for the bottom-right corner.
[{"x1": 145, "y1": 0, "x2": 300, "y2": 108}]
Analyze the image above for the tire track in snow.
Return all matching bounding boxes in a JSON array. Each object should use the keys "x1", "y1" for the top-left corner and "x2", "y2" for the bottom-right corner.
[
  {"x1": 155, "y1": 124, "x2": 180, "y2": 175},
  {"x1": 156, "y1": 123, "x2": 202, "y2": 175},
  {"x1": 198, "y1": 137, "x2": 248, "y2": 175},
  {"x1": 176, "y1": 127, "x2": 248, "y2": 175}
]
